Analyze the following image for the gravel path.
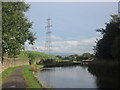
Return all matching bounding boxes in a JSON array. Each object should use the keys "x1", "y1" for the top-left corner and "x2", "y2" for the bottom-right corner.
[{"x1": 2, "y1": 66, "x2": 28, "y2": 88}]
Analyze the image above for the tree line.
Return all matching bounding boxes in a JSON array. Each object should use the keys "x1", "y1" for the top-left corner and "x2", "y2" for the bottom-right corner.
[
  {"x1": 94, "y1": 15, "x2": 120, "y2": 62},
  {"x1": 56, "y1": 53, "x2": 94, "y2": 61}
]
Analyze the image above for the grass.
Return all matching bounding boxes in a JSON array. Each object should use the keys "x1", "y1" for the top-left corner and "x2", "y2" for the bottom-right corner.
[
  {"x1": 34, "y1": 64, "x2": 44, "y2": 68},
  {"x1": 73, "y1": 61, "x2": 82, "y2": 63},
  {"x1": 31, "y1": 64, "x2": 44, "y2": 72},
  {"x1": 23, "y1": 66, "x2": 44, "y2": 88},
  {"x1": 0, "y1": 65, "x2": 28, "y2": 81},
  {"x1": 1, "y1": 65, "x2": 45, "y2": 88},
  {"x1": 16, "y1": 50, "x2": 58, "y2": 60}
]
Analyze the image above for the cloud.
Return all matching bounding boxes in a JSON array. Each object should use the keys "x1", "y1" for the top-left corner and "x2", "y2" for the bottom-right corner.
[
  {"x1": 25, "y1": 37, "x2": 96, "y2": 55},
  {"x1": 51, "y1": 35, "x2": 62, "y2": 41},
  {"x1": 51, "y1": 37, "x2": 96, "y2": 54},
  {"x1": 43, "y1": 35, "x2": 62, "y2": 41}
]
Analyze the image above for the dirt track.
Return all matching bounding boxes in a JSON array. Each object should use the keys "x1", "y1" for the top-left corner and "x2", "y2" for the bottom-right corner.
[{"x1": 2, "y1": 66, "x2": 28, "y2": 88}]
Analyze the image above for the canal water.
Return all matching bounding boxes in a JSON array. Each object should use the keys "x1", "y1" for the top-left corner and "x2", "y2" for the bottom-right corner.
[
  {"x1": 35, "y1": 65, "x2": 97, "y2": 88},
  {"x1": 35, "y1": 65, "x2": 119, "y2": 88}
]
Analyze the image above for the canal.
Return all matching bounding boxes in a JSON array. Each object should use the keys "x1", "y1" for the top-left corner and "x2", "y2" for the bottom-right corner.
[{"x1": 35, "y1": 65, "x2": 118, "y2": 88}]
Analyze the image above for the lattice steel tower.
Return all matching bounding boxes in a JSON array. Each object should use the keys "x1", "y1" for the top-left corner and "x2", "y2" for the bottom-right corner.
[{"x1": 45, "y1": 17, "x2": 52, "y2": 55}]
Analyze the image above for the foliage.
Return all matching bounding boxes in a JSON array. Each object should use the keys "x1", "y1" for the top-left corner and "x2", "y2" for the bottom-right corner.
[
  {"x1": 56, "y1": 55, "x2": 62, "y2": 59},
  {"x1": 68, "y1": 54, "x2": 78, "y2": 60},
  {"x1": 81, "y1": 53, "x2": 94, "y2": 60},
  {"x1": 75, "y1": 53, "x2": 94, "y2": 60},
  {"x1": 62, "y1": 56, "x2": 69, "y2": 60},
  {"x1": 27, "y1": 52, "x2": 36, "y2": 65},
  {"x1": 2, "y1": 2, "x2": 36, "y2": 57},
  {"x1": 94, "y1": 15, "x2": 120, "y2": 61},
  {"x1": 61, "y1": 53, "x2": 94, "y2": 61}
]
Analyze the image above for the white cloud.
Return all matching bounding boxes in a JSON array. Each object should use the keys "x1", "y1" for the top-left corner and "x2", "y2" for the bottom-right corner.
[
  {"x1": 51, "y1": 35, "x2": 62, "y2": 41},
  {"x1": 54, "y1": 37, "x2": 96, "y2": 54},
  {"x1": 52, "y1": 38, "x2": 95, "y2": 54},
  {"x1": 43, "y1": 35, "x2": 62, "y2": 41},
  {"x1": 25, "y1": 37, "x2": 96, "y2": 55}
]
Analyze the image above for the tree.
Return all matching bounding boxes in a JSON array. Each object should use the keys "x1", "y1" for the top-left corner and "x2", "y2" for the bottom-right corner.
[
  {"x1": 27, "y1": 52, "x2": 36, "y2": 65},
  {"x1": 94, "y1": 15, "x2": 120, "y2": 61},
  {"x1": 56, "y1": 55, "x2": 62, "y2": 59},
  {"x1": 76, "y1": 55, "x2": 83, "y2": 61},
  {"x1": 63, "y1": 56, "x2": 69, "y2": 60},
  {"x1": 81, "y1": 53, "x2": 93, "y2": 60},
  {"x1": 69, "y1": 54, "x2": 78, "y2": 61},
  {"x1": 2, "y1": 2, "x2": 36, "y2": 57}
]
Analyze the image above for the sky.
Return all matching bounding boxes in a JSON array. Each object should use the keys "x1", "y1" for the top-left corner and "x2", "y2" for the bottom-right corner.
[{"x1": 24, "y1": 2, "x2": 118, "y2": 56}]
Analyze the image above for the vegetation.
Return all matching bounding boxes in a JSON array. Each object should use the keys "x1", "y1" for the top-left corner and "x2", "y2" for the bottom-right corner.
[
  {"x1": 34, "y1": 64, "x2": 44, "y2": 68},
  {"x1": 23, "y1": 66, "x2": 43, "y2": 88},
  {"x1": 94, "y1": 15, "x2": 120, "y2": 62},
  {"x1": 1, "y1": 65, "x2": 27, "y2": 81},
  {"x1": 17, "y1": 51, "x2": 58, "y2": 60},
  {"x1": 56, "y1": 55, "x2": 63, "y2": 59},
  {"x1": 31, "y1": 64, "x2": 44, "y2": 72},
  {"x1": 27, "y1": 52, "x2": 36, "y2": 65},
  {"x1": 57, "y1": 53, "x2": 94, "y2": 61},
  {"x1": 2, "y1": 2, "x2": 36, "y2": 58},
  {"x1": 1, "y1": 65, "x2": 44, "y2": 88},
  {"x1": 16, "y1": 50, "x2": 58, "y2": 64},
  {"x1": 88, "y1": 15, "x2": 120, "y2": 75},
  {"x1": 43, "y1": 62, "x2": 75, "y2": 67}
]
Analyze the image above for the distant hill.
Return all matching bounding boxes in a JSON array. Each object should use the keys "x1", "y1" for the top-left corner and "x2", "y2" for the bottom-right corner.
[{"x1": 16, "y1": 50, "x2": 58, "y2": 60}]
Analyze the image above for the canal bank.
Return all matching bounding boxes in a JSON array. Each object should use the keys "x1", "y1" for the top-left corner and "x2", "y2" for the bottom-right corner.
[
  {"x1": 23, "y1": 65, "x2": 45, "y2": 88},
  {"x1": 2, "y1": 66, "x2": 28, "y2": 88},
  {"x1": 42, "y1": 61, "x2": 89, "y2": 67},
  {"x1": 1, "y1": 65, "x2": 45, "y2": 88}
]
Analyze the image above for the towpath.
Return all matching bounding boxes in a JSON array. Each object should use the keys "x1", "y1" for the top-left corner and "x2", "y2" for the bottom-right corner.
[{"x1": 2, "y1": 66, "x2": 28, "y2": 88}]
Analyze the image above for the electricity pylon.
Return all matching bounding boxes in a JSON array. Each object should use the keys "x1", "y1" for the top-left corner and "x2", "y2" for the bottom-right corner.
[{"x1": 45, "y1": 17, "x2": 52, "y2": 55}]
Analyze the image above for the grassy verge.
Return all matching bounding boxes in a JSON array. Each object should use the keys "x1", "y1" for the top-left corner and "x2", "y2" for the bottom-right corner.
[
  {"x1": 73, "y1": 61, "x2": 82, "y2": 63},
  {"x1": 23, "y1": 66, "x2": 44, "y2": 88},
  {"x1": 0, "y1": 65, "x2": 28, "y2": 81},
  {"x1": 34, "y1": 64, "x2": 44, "y2": 68},
  {"x1": 30, "y1": 65, "x2": 44, "y2": 72}
]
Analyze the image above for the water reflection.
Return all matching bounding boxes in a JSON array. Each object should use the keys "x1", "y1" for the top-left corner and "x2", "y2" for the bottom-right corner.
[
  {"x1": 35, "y1": 65, "x2": 119, "y2": 88},
  {"x1": 88, "y1": 65, "x2": 119, "y2": 89},
  {"x1": 35, "y1": 66, "x2": 97, "y2": 88},
  {"x1": 95, "y1": 73, "x2": 119, "y2": 88},
  {"x1": 79, "y1": 64, "x2": 88, "y2": 69}
]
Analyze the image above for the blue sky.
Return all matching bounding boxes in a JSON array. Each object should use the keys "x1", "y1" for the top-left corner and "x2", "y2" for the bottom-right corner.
[{"x1": 25, "y1": 2, "x2": 118, "y2": 55}]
